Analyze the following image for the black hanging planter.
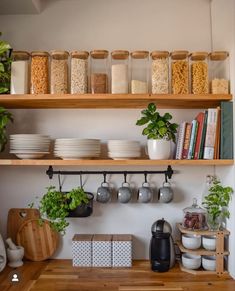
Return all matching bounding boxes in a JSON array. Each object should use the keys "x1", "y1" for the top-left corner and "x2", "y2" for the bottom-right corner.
[{"x1": 67, "y1": 192, "x2": 94, "y2": 218}]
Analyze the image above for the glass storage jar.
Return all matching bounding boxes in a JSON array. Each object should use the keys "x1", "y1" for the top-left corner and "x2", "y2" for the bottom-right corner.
[
  {"x1": 70, "y1": 51, "x2": 89, "y2": 94},
  {"x1": 151, "y1": 51, "x2": 169, "y2": 94},
  {"x1": 190, "y1": 52, "x2": 209, "y2": 94},
  {"x1": 130, "y1": 50, "x2": 149, "y2": 94},
  {"x1": 183, "y1": 198, "x2": 207, "y2": 230},
  {"x1": 50, "y1": 50, "x2": 69, "y2": 94},
  {"x1": 111, "y1": 50, "x2": 129, "y2": 94},
  {"x1": 30, "y1": 51, "x2": 49, "y2": 94},
  {"x1": 10, "y1": 51, "x2": 30, "y2": 94},
  {"x1": 90, "y1": 50, "x2": 109, "y2": 94},
  {"x1": 171, "y1": 50, "x2": 189, "y2": 94},
  {"x1": 209, "y1": 51, "x2": 230, "y2": 94}
]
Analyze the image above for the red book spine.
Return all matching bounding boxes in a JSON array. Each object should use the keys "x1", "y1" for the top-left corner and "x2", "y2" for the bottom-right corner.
[
  {"x1": 194, "y1": 112, "x2": 205, "y2": 159},
  {"x1": 182, "y1": 123, "x2": 192, "y2": 159}
]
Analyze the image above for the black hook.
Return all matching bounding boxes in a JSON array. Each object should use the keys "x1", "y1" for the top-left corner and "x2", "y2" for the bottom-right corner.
[
  {"x1": 79, "y1": 172, "x2": 83, "y2": 189},
  {"x1": 165, "y1": 172, "x2": 168, "y2": 183},
  {"x1": 58, "y1": 173, "x2": 62, "y2": 192},
  {"x1": 124, "y1": 172, "x2": 127, "y2": 183},
  {"x1": 103, "y1": 172, "x2": 107, "y2": 183},
  {"x1": 144, "y1": 172, "x2": 147, "y2": 183},
  {"x1": 46, "y1": 165, "x2": 53, "y2": 179}
]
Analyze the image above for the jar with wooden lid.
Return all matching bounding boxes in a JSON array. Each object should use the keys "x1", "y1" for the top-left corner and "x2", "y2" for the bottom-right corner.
[
  {"x1": 190, "y1": 52, "x2": 209, "y2": 94},
  {"x1": 50, "y1": 50, "x2": 69, "y2": 94},
  {"x1": 90, "y1": 50, "x2": 109, "y2": 94},
  {"x1": 131, "y1": 51, "x2": 149, "y2": 94},
  {"x1": 209, "y1": 51, "x2": 230, "y2": 94},
  {"x1": 30, "y1": 51, "x2": 49, "y2": 94},
  {"x1": 171, "y1": 50, "x2": 189, "y2": 94},
  {"x1": 111, "y1": 50, "x2": 129, "y2": 94},
  {"x1": 11, "y1": 51, "x2": 30, "y2": 94},
  {"x1": 151, "y1": 51, "x2": 169, "y2": 94},
  {"x1": 70, "y1": 51, "x2": 89, "y2": 94}
]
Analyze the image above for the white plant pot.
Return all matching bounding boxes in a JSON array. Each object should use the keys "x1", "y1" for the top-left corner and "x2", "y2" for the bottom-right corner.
[{"x1": 147, "y1": 139, "x2": 171, "y2": 160}]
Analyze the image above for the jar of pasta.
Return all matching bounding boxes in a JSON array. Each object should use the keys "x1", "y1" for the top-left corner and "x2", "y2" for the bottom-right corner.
[
  {"x1": 130, "y1": 51, "x2": 149, "y2": 94},
  {"x1": 111, "y1": 50, "x2": 129, "y2": 94},
  {"x1": 190, "y1": 52, "x2": 209, "y2": 94},
  {"x1": 50, "y1": 50, "x2": 69, "y2": 94},
  {"x1": 71, "y1": 51, "x2": 89, "y2": 94},
  {"x1": 171, "y1": 50, "x2": 189, "y2": 94},
  {"x1": 209, "y1": 51, "x2": 230, "y2": 94},
  {"x1": 30, "y1": 51, "x2": 49, "y2": 94},
  {"x1": 151, "y1": 51, "x2": 169, "y2": 94},
  {"x1": 90, "y1": 50, "x2": 109, "y2": 94}
]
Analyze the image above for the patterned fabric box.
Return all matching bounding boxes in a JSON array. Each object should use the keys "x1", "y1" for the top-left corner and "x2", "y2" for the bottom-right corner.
[
  {"x1": 112, "y1": 234, "x2": 132, "y2": 267},
  {"x1": 72, "y1": 234, "x2": 93, "y2": 267},
  {"x1": 92, "y1": 234, "x2": 112, "y2": 267}
]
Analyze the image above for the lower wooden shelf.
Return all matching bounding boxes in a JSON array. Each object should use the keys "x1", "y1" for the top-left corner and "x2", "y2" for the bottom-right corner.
[{"x1": 179, "y1": 263, "x2": 228, "y2": 276}]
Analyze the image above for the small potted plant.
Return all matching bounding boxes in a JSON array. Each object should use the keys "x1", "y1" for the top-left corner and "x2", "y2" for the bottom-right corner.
[
  {"x1": 0, "y1": 107, "x2": 13, "y2": 152},
  {"x1": 136, "y1": 103, "x2": 178, "y2": 159},
  {"x1": 0, "y1": 32, "x2": 12, "y2": 94},
  {"x1": 202, "y1": 178, "x2": 233, "y2": 230}
]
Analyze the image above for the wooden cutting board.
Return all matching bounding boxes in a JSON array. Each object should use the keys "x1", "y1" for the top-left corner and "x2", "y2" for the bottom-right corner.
[
  {"x1": 7, "y1": 208, "x2": 40, "y2": 243},
  {"x1": 16, "y1": 219, "x2": 59, "y2": 261}
]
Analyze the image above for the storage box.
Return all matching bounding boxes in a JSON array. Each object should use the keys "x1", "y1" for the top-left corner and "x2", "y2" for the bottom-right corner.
[
  {"x1": 112, "y1": 234, "x2": 132, "y2": 267},
  {"x1": 92, "y1": 234, "x2": 112, "y2": 267},
  {"x1": 72, "y1": 234, "x2": 93, "y2": 267}
]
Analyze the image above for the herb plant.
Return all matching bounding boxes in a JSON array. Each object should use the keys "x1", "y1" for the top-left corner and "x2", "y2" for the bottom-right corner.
[
  {"x1": 136, "y1": 103, "x2": 178, "y2": 142},
  {"x1": 0, "y1": 32, "x2": 12, "y2": 94},
  {"x1": 0, "y1": 107, "x2": 13, "y2": 152}
]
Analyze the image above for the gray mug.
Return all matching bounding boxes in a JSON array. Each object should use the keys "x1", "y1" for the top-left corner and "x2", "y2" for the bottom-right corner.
[
  {"x1": 138, "y1": 182, "x2": 153, "y2": 203},
  {"x1": 117, "y1": 182, "x2": 132, "y2": 203},
  {"x1": 96, "y1": 182, "x2": 111, "y2": 203},
  {"x1": 158, "y1": 182, "x2": 173, "y2": 203}
]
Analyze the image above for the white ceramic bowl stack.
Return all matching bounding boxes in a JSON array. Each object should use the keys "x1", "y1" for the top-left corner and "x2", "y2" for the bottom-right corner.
[
  {"x1": 10, "y1": 134, "x2": 50, "y2": 159},
  {"x1": 54, "y1": 138, "x2": 101, "y2": 160},
  {"x1": 107, "y1": 140, "x2": 141, "y2": 160}
]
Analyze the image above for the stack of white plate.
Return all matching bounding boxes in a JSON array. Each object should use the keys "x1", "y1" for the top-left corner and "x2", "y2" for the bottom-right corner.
[
  {"x1": 10, "y1": 134, "x2": 51, "y2": 159},
  {"x1": 108, "y1": 140, "x2": 141, "y2": 160},
  {"x1": 54, "y1": 138, "x2": 101, "y2": 160}
]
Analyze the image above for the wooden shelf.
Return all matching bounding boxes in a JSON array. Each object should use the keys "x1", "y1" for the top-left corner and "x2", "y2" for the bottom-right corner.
[
  {"x1": 0, "y1": 93, "x2": 232, "y2": 109},
  {"x1": 179, "y1": 263, "x2": 228, "y2": 276},
  {"x1": 176, "y1": 223, "x2": 230, "y2": 236}
]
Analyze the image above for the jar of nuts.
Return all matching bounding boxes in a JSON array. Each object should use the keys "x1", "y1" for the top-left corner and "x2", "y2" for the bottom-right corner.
[
  {"x1": 183, "y1": 198, "x2": 207, "y2": 230},
  {"x1": 90, "y1": 50, "x2": 109, "y2": 94},
  {"x1": 209, "y1": 51, "x2": 230, "y2": 94},
  {"x1": 30, "y1": 51, "x2": 49, "y2": 94},
  {"x1": 190, "y1": 52, "x2": 209, "y2": 94},
  {"x1": 71, "y1": 51, "x2": 89, "y2": 94},
  {"x1": 50, "y1": 50, "x2": 69, "y2": 94},
  {"x1": 171, "y1": 50, "x2": 189, "y2": 94},
  {"x1": 151, "y1": 51, "x2": 169, "y2": 94}
]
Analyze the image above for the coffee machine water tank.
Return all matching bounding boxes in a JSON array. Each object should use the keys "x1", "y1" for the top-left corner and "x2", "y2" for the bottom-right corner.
[{"x1": 0, "y1": 234, "x2": 6, "y2": 272}]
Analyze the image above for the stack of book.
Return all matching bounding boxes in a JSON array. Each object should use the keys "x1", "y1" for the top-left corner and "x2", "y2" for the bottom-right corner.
[{"x1": 175, "y1": 102, "x2": 233, "y2": 160}]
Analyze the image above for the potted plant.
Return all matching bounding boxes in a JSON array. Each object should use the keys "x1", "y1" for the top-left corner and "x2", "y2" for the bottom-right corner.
[
  {"x1": 136, "y1": 103, "x2": 178, "y2": 159},
  {"x1": 202, "y1": 178, "x2": 233, "y2": 230},
  {"x1": 0, "y1": 107, "x2": 13, "y2": 152},
  {"x1": 0, "y1": 32, "x2": 12, "y2": 94}
]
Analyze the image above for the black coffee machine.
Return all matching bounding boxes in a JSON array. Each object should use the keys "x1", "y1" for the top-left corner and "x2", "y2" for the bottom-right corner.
[{"x1": 150, "y1": 218, "x2": 175, "y2": 272}]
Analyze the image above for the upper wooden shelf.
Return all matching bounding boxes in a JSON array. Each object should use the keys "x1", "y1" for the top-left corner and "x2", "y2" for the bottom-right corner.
[
  {"x1": 176, "y1": 223, "x2": 230, "y2": 236},
  {"x1": 0, "y1": 94, "x2": 232, "y2": 109}
]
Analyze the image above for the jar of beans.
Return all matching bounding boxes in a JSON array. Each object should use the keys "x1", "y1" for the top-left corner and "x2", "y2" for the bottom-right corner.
[
  {"x1": 171, "y1": 50, "x2": 189, "y2": 94},
  {"x1": 111, "y1": 50, "x2": 129, "y2": 94},
  {"x1": 50, "y1": 50, "x2": 69, "y2": 94},
  {"x1": 151, "y1": 51, "x2": 169, "y2": 94},
  {"x1": 130, "y1": 51, "x2": 149, "y2": 94},
  {"x1": 190, "y1": 52, "x2": 209, "y2": 94},
  {"x1": 30, "y1": 51, "x2": 49, "y2": 94},
  {"x1": 209, "y1": 51, "x2": 230, "y2": 94},
  {"x1": 90, "y1": 50, "x2": 109, "y2": 94},
  {"x1": 183, "y1": 198, "x2": 207, "y2": 230}
]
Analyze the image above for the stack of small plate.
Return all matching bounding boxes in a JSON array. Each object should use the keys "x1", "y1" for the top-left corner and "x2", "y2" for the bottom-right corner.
[
  {"x1": 107, "y1": 140, "x2": 141, "y2": 160},
  {"x1": 54, "y1": 138, "x2": 101, "y2": 160},
  {"x1": 10, "y1": 134, "x2": 51, "y2": 159}
]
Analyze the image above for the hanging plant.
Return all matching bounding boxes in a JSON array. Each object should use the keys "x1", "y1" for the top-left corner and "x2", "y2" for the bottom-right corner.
[{"x1": 0, "y1": 32, "x2": 12, "y2": 94}]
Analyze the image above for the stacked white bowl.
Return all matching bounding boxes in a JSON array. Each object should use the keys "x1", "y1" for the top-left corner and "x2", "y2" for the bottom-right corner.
[
  {"x1": 107, "y1": 140, "x2": 141, "y2": 160},
  {"x1": 54, "y1": 138, "x2": 101, "y2": 160},
  {"x1": 10, "y1": 134, "x2": 50, "y2": 159}
]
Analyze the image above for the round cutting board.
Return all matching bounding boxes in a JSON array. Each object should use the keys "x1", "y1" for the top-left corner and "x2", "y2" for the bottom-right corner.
[{"x1": 16, "y1": 219, "x2": 59, "y2": 261}]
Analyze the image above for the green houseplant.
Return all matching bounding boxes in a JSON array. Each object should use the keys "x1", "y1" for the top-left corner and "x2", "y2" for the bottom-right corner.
[
  {"x1": 0, "y1": 32, "x2": 12, "y2": 94},
  {"x1": 136, "y1": 103, "x2": 178, "y2": 159},
  {"x1": 0, "y1": 107, "x2": 13, "y2": 152}
]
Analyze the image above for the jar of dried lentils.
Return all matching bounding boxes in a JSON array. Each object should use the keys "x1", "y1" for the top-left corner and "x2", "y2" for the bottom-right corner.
[
  {"x1": 151, "y1": 51, "x2": 169, "y2": 94},
  {"x1": 30, "y1": 51, "x2": 49, "y2": 94}
]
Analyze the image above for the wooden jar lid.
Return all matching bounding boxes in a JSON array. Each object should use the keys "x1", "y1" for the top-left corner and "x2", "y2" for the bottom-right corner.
[
  {"x1": 12, "y1": 50, "x2": 30, "y2": 61},
  {"x1": 209, "y1": 51, "x2": 229, "y2": 61},
  {"x1": 31, "y1": 51, "x2": 49, "y2": 57},
  {"x1": 50, "y1": 50, "x2": 69, "y2": 59},
  {"x1": 111, "y1": 50, "x2": 129, "y2": 60},
  {"x1": 151, "y1": 51, "x2": 169, "y2": 60},
  {"x1": 71, "y1": 50, "x2": 89, "y2": 59},
  {"x1": 170, "y1": 50, "x2": 189, "y2": 60},
  {"x1": 131, "y1": 50, "x2": 149, "y2": 59},
  {"x1": 190, "y1": 52, "x2": 208, "y2": 61},
  {"x1": 90, "y1": 50, "x2": 109, "y2": 59}
]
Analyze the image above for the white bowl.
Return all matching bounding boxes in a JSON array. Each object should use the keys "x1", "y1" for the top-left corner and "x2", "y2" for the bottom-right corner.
[
  {"x1": 182, "y1": 253, "x2": 201, "y2": 270},
  {"x1": 202, "y1": 255, "x2": 216, "y2": 271},
  {"x1": 202, "y1": 235, "x2": 216, "y2": 251},
  {"x1": 182, "y1": 234, "x2": 201, "y2": 250}
]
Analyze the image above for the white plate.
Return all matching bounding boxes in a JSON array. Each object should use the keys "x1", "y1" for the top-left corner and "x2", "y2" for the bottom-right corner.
[
  {"x1": 14, "y1": 153, "x2": 48, "y2": 159},
  {"x1": 108, "y1": 153, "x2": 141, "y2": 158},
  {"x1": 10, "y1": 150, "x2": 49, "y2": 154},
  {"x1": 10, "y1": 134, "x2": 50, "y2": 138}
]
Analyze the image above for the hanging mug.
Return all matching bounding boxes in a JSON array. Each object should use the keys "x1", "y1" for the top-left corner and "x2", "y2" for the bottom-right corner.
[
  {"x1": 158, "y1": 181, "x2": 174, "y2": 203},
  {"x1": 96, "y1": 181, "x2": 111, "y2": 203}
]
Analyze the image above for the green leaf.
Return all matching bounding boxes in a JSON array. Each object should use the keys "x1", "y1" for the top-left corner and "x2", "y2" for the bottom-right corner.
[
  {"x1": 0, "y1": 40, "x2": 11, "y2": 55},
  {"x1": 142, "y1": 127, "x2": 150, "y2": 135},
  {"x1": 159, "y1": 127, "x2": 167, "y2": 136},
  {"x1": 136, "y1": 117, "x2": 149, "y2": 126},
  {"x1": 157, "y1": 120, "x2": 165, "y2": 128},
  {"x1": 148, "y1": 103, "x2": 156, "y2": 113},
  {"x1": 0, "y1": 63, "x2": 4, "y2": 72},
  {"x1": 163, "y1": 112, "x2": 172, "y2": 120}
]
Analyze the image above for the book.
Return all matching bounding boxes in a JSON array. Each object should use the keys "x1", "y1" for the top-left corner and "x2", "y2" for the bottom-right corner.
[
  {"x1": 175, "y1": 122, "x2": 186, "y2": 159},
  {"x1": 188, "y1": 120, "x2": 198, "y2": 159},
  {"x1": 199, "y1": 110, "x2": 208, "y2": 159},
  {"x1": 214, "y1": 107, "x2": 221, "y2": 159},
  {"x1": 220, "y1": 101, "x2": 233, "y2": 159},
  {"x1": 182, "y1": 123, "x2": 192, "y2": 159},
  {"x1": 194, "y1": 112, "x2": 205, "y2": 159}
]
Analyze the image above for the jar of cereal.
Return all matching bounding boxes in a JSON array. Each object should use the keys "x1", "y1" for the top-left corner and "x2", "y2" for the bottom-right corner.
[{"x1": 151, "y1": 51, "x2": 169, "y2": 94}]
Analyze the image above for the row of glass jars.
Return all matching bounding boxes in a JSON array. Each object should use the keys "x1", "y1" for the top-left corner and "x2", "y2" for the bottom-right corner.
[{"x1": 10, "y1": 50, "x2": 230, "y2": 95}]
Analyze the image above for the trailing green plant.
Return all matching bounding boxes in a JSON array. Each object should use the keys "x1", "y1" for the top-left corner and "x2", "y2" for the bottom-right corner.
[
  {"x1": 136, "y1": 103, "x2": 178, "y2": 142},
  {"x1": 0, "y1": 32, "x2": 12, "y2": 94},
  {"x1": 0, "y1": 107, "x2": 13, "y2": 152}
]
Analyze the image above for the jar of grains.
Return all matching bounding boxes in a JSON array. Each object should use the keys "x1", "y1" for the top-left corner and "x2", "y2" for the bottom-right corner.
[
  {"x1": 90, "y1": 50, "x2": 109, "y2": 94},
  {"x1": 151, "y1": 51, "x2": 169, "y2": 94},
  {"x1": 10, "y1": 51, "x2": 30, "y2": 94},
  {"x1": 130, "y1": 51, "x2": 149, "y2": 94},
  {"x1": 111, "y1": 50, "x2": 129, "y2": 94},
  {"x1": 70, "y1": 51, "x2": 89, "y2": 94},
  {"x1": 190, "y1": 52, "x2": 209, "y2": 94},
  {"x1": 30, "y1": 51, "x2": 49, "y2": 94},
  {"x1": 209, "y1": 51, "x2": 230, "y2": 94},
  {"x1": 171, "y1": 50, "x2": 189, "y2": 94},
  {"x1": 50, "y1": 50, "x2": 69, "y2": 94}
]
